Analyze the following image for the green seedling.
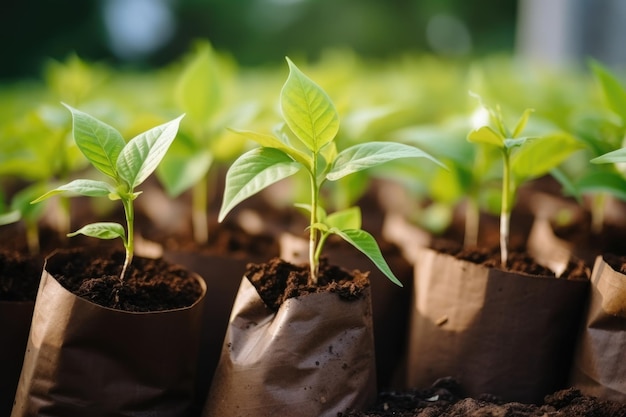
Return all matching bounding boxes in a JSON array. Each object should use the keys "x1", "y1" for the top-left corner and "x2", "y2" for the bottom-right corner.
[
  {"x1": 32, "y1": 104, "x2": 184, "y2": 281},
  {"x1": 219, "y1": 58, "x2": 444, "y2": 285},
  {"x1": 553, "y1": 60, "x2": 626, "y2": 233},
  {"x1": 468, "y1": 94, "x2": 582, "y2": 267},
  {"x1": 157, "y1": 41, "x2": 257, "y2": 244}
]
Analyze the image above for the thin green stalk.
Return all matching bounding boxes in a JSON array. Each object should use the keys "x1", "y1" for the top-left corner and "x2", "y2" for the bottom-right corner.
[
  {"x1": 25, "y1": 220, "x2": 40, "y2": 256},
  {"x1": 120, "y1": 197, "x2": 134, "y2": 282},
  {"x1": 192, "y1": 176, "x2": 209, "y2": 245},
  {"x1": 500, "y1": 152, "x2": 511, "y2": 268},
  {"x1": 590, "y1": 192, "x2": 606, "y2": 235},
  {"x1": 309, "y1": 158, "x2": 320, "y2": 285}
]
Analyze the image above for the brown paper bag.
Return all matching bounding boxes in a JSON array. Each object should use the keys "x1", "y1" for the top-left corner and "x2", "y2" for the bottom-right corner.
[
  {"x1": 11, "y1": 251, "x2": 206, "y2": 417},
  {"x1": 407, "y1": 247, "x2": 589, "y2": 403},
  {"x1": 0, "y1": 301, "x2": 34, "y2": 417},
  {"x1": 202, "y1": 275, "x2": 377, "y2": 417},
  {"x1": 570, "y1": 255, "x2": 626, "y2": 402},
  {"x1": 162, "y1": 250, "x2": 249, "y2": 416}
]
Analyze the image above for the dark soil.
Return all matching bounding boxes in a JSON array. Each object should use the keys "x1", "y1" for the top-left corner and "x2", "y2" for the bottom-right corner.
[
  {"x1": 47, "y1": 249, "x2": 203, "y2": 312},
  {"x1": 245, "y1": 257, "x2": 370, "y2": 311},
  {"x1": 0, "y1": 250, "x2": 41, "y2": 301},
  {"x1": 340, "y1": 378, "x2": 626, "y2": 417},
  {"x1": 600, "y1": 253, "x2": 626, "y2": 274},
  {"x1": 431, "y1": 239, "x2": 590, "y2": 280}
]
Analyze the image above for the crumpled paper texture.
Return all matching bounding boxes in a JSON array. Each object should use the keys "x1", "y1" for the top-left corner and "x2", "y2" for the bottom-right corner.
[
  {"x1": 407, "y1": 247, "x2": 589, "y2": 403},
  {"x1": 203, "y1": 276, "x2": 376, "y2": 417},
  {"x1": 570, "y1": 255, "x2": 626, "y2": 402},
  {"x1": 11, "y1": 251, "x2": 206, "y2": 417}
]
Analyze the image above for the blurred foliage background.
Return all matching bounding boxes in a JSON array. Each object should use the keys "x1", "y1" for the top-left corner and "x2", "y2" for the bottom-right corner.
[{"x1": 1, "y1": 0, "x2": 517, "y2": 81}]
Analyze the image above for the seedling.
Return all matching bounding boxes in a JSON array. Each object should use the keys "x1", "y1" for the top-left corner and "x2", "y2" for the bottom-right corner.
[
  {"x1": 32, "y1": 104, "x2": 184, "y2": 281},
  {"x1": 468, "y1": 94, "x2": 582, "y2": 267},
  {"x1": 219, "y1": 58, "x2": 444, "y2": 285},
  {"x1": 553, "y1": 60, "x2": 626, "y2": 234},
  {"x1": 157, "y1": 41, "x2": 257, "y2": 244}
]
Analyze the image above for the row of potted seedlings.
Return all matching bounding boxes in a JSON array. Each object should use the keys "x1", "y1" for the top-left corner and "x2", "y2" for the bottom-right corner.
[{"x1": 2, "y1": 45, "x2": 626, "y2": 416}]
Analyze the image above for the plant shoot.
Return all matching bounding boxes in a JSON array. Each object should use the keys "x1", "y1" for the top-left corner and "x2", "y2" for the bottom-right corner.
[
  {"x1": 32, "y1": 104, "x2": 184, "y2": 281},
  {"x1": 219, "y1": 58, "x2": 444, "y2": 285}
]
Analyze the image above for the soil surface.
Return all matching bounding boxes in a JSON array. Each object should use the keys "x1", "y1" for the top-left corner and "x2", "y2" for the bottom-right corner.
[
  {"x1": 48, "y1": 249, "x2": 203, "y2": 311},
  {"x1": 0, "y1": 250, "x2": 41, "y2": 301},
  {"x1": 245, "y1": 257, "x2": 370, "y2": 311},
  {"x1": 431, "y1": 239, "x2": 590, "y2": 280},
  {"x1": 340, "y1": 378, "x2": 626, "y2": 417}
]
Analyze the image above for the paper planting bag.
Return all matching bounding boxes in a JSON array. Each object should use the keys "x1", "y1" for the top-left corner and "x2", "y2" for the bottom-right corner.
[
  {"x1": 570, "y1": 255, "x2": 626, "y2": 402},
  {"x1": 407, "y1": 247, "x2": 589, "y2": 403},
  {"x1": 203, "y1": 276, "x2": 377, "y2": 417},
  {"x1": 11, "y1": 251, "x2": 206, "y2": 417}
]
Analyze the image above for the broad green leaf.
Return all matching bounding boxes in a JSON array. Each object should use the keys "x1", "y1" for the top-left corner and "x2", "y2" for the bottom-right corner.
[
  {"x1": 326, "y1": 207, "x2": 361, "y2": 230},
  {"x1": 327, "y1": 142, "x2": 445, "y2": 181},
  {"x1": 219, "y1": 147, "x2": 301, "y2": 221},
  {"x1": 592, "y1": 146, "x2": 626, "y2": 164},
  {"x1": 550, "y1": 168, "x2": 582, "y2": 202},
  {"x1": 0, "y1": 210, "x2": 21, "y2": 226},
  {"x1": 117, "y1": 114, "x2": 184, "y2": 189},
  {"x1": 231, "y1": 128, "x2": 311, "y2": 169},
  {"x1": 31, "y1": 179, "x2": 114, "y2": 203},
  {"x1": 68, "y1": 222, "x2": 126, "y2": 241},
  {"x1": 511, "y1": 108, "x2": 534, "y2": 138},
  {"x1": 575, "y1": 170, "x2": 626, "y2": 202},
  {"x1": 64, "y1": 103, "x2": 126, "y2": 179},
  {"x1": 512, "y1": 133, "x2": 582, "y2": 182},
  {"x1": 590, "y1": 59, "x2": 626, "y2": 123},
  {"x1": 281, "y1": 57, "x2": 339, "y2": 153},
  {"x1": 175, "y1": 42, "x2": 221, "y2": 124},
  {"x1": 333, "y1": 228, "x2": 402, "y2": 287},
  {"x1": 157, "y1": 138, "x2": 213, "y2": 197},
  {"x1": 467, "y1": 126, "x2": 503, "y2": 148},
  {"x1": 294, "y1": 203, "x2": 327, "y2": 223}
]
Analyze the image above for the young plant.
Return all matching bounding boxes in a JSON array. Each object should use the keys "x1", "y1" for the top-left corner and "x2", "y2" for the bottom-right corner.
[
  {"x1": 157, "y1": 41, "x2": 257, "y2": 244},
  {"x1": 218, "y1": 57, "x2": 444, "y2": 285},
  {"x1": 552, "y1": 60, "x2": 626, "y2": 234},
  {"x1": 467, "y1": 95, "x2": 582, "y2": 267},
  {"x1": 32, "y1": 104, "x2": 184, "y2": 281}
]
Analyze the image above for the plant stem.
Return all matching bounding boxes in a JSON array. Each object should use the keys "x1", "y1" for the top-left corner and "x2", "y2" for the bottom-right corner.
[
  {"x1": 25, "y1": 220, "x2": 40, "y2": 256},
  {"x1": 590, "y1": 192, "x2": 606, "y2": 235},
  {"x1": 192, "y1": 176, "x2": 209, "y2": 245},
  {"x1": 463, "y1": 196, "x2": 479, "y2": 248},
  {"x1": 500, "y1": 152, "x2": 511, "y2": 268},
  {"x1": 120, "y1": 197, "x2": 134, "y2": 282},
  {"x1": 309, "y1": 160, "x2": 320, "y2": 285}
]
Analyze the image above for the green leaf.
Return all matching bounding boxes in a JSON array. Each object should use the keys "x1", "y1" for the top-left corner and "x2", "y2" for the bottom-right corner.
[
  {"x1": 157, "y1": 138, "x2": 213, "y2": 197},
  {"x1": 219, "y1": 147, "x2": 302, "y2": 221},
  {"x1": 333, "y1": 228, "x2": 402, "y2": 287},
  {"x1": 592, "y1": 146, "x2": 626, "y2": 164},
  {"x1": 31, "y1": 179, "x2": 115, "y2": 203},
  {"x1": 0, "y1": 210, "x2": 20, "y2": 226},
  {"x1": 64, "y1": 103, "x2": 126, "y2": 179},
  {"x1": 67, "y1": 222, "x2": 126, "y2": 241},
  {"x1": 281, "y1": 57, "x2": 339, "y2": 153},
  {"x1": 175, "y1": 42, "x2": 221, "y2": 124},
  {"x1": 230, "y1": 128, "x2": 311, "y2": 169},
  {"x1": 467, "y1": 126, "x2": 504, "y2": 148},
  {"x1": 575, "y1": 170, "x2": 626, "y2": 201},
  {"x1": 511, "y1": 108, "x2": 534, "y2": 138},
  {"x1": 590, "y1": 59, "x2": 626, "y2": 123},
  {"x1": 294, "y1": 203, "x2": 327, "y2": 223},
  {"x1": 512, "y1": 133, "x2": 582, "y2": 181},
  {"x1": 327, "y1": 142, "x2": 445, "y2": 181},
  {"x1": 326, "y1": 207, "x2": 361, "y2": 230},
  {"x1": 117, "y1": 114, "x2": 185, "y2": 189}
]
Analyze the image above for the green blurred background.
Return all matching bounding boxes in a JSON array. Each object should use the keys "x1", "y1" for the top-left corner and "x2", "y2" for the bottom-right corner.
[{"x1": 2, "y1": 0, "x2": 517, "y2": 81}]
